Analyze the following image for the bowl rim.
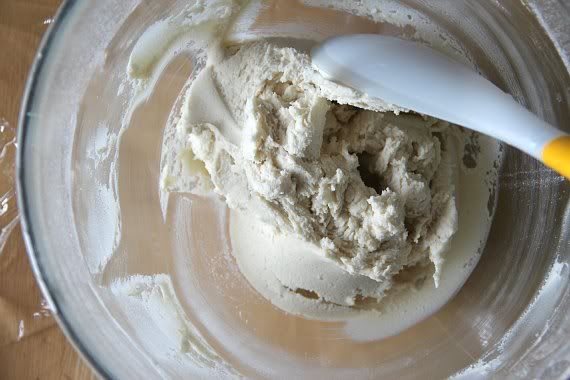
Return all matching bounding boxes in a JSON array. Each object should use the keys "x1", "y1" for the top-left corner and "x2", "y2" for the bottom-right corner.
[{"x1": 15, "y1": 0, "x2": 109, "y2": 378}]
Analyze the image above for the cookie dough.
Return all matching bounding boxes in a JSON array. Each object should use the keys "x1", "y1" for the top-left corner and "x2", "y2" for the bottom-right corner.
[{"x1": 162, "y1": 42, "x2": 458, "y2": 296}]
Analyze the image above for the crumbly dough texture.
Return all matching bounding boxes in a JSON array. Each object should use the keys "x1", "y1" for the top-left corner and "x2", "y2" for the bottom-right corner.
[{"x1": 170, "y1": 42, "x2": 458, "y2": 289}]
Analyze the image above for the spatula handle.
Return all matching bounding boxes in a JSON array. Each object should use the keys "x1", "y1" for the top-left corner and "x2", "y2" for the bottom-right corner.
[{"x1": 542, "y1": 136, "x2": 570, "y2": 179}]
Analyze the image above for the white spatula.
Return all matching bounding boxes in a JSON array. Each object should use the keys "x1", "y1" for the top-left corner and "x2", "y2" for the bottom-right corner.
[{"x1": 311, "y1": 34, "x2": 570, "y2": 179}]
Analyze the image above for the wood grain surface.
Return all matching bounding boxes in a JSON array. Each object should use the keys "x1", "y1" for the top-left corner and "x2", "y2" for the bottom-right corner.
[{"x1": 0, "y1": 0, "x2": 97, "y2": 378}]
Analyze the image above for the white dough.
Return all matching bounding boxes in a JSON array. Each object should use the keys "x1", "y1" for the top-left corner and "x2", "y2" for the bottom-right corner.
[{"x1": 162, "y1": 42, "x2": 458, "y2": 298}]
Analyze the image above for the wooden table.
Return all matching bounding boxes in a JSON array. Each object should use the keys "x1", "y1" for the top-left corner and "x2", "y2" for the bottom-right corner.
[{"x1": 0, "y1": 0, "x2": 97, "y2": 378}]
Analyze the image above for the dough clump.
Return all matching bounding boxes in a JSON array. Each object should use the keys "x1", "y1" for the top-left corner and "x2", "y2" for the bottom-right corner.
[{"x1": 167, "y1": 42, "x2": 458, "y2": 289}]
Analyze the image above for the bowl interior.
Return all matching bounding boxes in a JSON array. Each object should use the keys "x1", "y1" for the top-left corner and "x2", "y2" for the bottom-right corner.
[{"x1": 18, "y1": 0, "x2": 570, "y2": 378}]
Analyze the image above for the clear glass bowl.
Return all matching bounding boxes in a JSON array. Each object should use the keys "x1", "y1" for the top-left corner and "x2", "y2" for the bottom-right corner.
[{"x1": 17, "y1": 0, "x2": 570, "y2": 378}]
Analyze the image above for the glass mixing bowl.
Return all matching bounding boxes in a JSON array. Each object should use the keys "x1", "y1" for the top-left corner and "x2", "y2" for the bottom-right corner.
[{"x1": 17, "y1": 0, "x2": 570, "y2": 378}]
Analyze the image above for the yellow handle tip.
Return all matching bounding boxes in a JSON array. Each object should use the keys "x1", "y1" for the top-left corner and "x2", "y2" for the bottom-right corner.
[{"x1": 542, "y1": 136, "x2": 570, "y2": 179}]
